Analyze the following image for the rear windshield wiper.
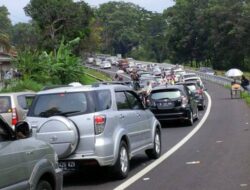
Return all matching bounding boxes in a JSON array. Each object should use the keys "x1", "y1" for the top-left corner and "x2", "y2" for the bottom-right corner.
[
  {"x1": 54, "y1": 111, "x2": 81, "y2": 116},
  {"x1": 39, "y1": 110, "x2": 81, "y2": 117}
]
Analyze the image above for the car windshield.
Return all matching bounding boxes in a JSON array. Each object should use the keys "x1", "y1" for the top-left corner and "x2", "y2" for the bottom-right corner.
[
  {"x1": 28, "y1": 90, "x2": 111, "y2": 117},
  {"x1": 151, "y1": 90, "x2": 182, "y2": 100}
]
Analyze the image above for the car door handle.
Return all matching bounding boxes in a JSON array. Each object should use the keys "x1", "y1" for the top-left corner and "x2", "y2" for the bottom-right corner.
[
  {"x1": 119, "y1": 114, "x2": 125, "y2": 119},
  {"x1": 26, "y1": 151, "x2": 33, "y2": 155},
  {"x1": 136, "y1": 113, "x2": 141, "y2": 118}
]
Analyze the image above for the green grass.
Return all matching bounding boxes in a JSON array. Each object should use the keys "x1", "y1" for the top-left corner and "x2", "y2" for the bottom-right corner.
[
  {"x1": 83, "y1": 67, "x2": 112, "y2": 81},
  {"x1": 1, "y1": 79, "x2": 43, "y2": 92}
]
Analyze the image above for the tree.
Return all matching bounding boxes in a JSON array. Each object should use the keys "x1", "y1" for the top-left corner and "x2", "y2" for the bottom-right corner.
[
  {"x1": 11, "y1": 22, "x2": 40, "y2": 50},
  {"x1": 25, "y1": 0, "x2": 93, "y2": 51},
  {"x1": 97, "y1": 2, "x2": 143, "y2": 57},
  {"x1": 0, "y1": 6, "x2": 12, "y2": 52}
]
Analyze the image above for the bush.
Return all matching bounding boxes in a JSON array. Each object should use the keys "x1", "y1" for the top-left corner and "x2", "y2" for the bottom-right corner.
[{"x1": 1, "y1": 79, "x2": 43, "y2": 92}]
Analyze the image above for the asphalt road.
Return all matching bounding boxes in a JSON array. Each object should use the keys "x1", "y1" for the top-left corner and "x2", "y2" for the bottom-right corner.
[{"x1": 64, "y1": 66, "x2": 250, "y2": 190}]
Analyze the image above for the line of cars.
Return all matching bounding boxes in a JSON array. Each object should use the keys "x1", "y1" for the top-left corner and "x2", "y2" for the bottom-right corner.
[{"x1": 0, "y1": 59, "x2": 208, "y2": 189}]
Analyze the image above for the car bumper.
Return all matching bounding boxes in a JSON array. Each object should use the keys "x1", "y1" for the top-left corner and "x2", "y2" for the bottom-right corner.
[
  {"x1": 150, "y1": 107, "x2": 190, "y2": 121},
  {"x1": 194, "y1": 96, "x2": 204, "y2": 106}
]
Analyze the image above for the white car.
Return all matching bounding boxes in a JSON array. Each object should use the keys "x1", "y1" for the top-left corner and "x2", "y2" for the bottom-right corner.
[
  {"x1": 100, "y1": 61, "x2": 111, "y2": 69},
  {"x1": 95, "y1": 58, "x2": 102, "y2": 66}
]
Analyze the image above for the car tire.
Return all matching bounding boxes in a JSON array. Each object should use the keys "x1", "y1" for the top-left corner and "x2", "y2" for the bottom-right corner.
[
  {"x1": 146, "y1": 128, "x2": 161, "y2": 159},
  {"x1": 112, "y1": 141, "x2": 129, "y2": 179},
  {"x1": 195, "y1": 107, "x2": 199, "y2": 120},
  {"x1": 187, "y1": 111, "x2": 194, "y2": 126},
  {"x1": 36, "y1": 180, "x2": 52, "y2": 190},
  {"x1": 199, "y1": 103, "x2": 205, "y2": 111}
]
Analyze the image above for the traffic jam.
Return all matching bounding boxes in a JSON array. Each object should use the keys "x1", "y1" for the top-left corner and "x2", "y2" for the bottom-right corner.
[{"x1": 0, "y1": 55, "x2": 210, "y2": 190}]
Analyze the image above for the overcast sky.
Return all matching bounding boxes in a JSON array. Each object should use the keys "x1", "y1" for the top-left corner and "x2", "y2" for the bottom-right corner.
[{"x1": 0, "y1": 0, "x2": 175, "y2": 24}]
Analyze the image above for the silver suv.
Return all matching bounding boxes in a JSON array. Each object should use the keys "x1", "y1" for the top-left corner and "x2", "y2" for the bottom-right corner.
[
  {"x1": 27, "y1": 84, "x2": 162, "y2": 179},
  {"x1": 0, "y1": 116, "x2": 62, "y2": 190}
]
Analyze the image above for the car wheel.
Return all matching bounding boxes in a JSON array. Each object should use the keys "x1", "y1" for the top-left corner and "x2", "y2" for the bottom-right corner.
[
  {"x1": 36, "y1": 180, "x2": 52, "y2": 190},
  {"x1": 113, "y1": 141, "x2": 129, "y2": 179},
  {"x1": 195, "y1": 107, "x2": 199, "y2": 120},
  {"x1": 187, "y1": 111, "x2": 194, "y2": 126},
  {"x1": 146, "y1": 128, "x2": 161, "y2": 159},
  {"x1": 199, "y1": 103, "x2": 205, "y2": 111}
]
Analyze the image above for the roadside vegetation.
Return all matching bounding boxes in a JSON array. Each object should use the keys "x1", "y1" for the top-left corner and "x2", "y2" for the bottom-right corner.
[{"x1": 0, "y1": 0, "x2": 250, "y2": 90}]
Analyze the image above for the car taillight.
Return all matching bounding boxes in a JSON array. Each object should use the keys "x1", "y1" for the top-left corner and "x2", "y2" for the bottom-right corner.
[
  {"x1": 197, "y1": 89, "x2": 203, "y2": 94},
  {"x1": 181, "y1": 96, "x2": 188, "y2": 108},
  {"x1": 94, "y1": 115, "x2": 106, "y2": 135},
  {"x1": 12, "y1": 108, "x2": 18, "y2": 126}
]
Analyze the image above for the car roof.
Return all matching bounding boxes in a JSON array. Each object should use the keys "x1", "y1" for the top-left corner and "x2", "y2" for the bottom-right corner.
[
  {"x1": 0, "y1": 91, "x2": 35, "y2": 96},
  {"x1": 37, "y1": 84, "x2": 131, "y2": 95},
  {"x1": 152, "y1": 84, "x2": 186, "y2": 92}
]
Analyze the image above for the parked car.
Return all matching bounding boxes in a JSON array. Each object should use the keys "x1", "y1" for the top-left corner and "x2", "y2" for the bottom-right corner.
[
  {"x1": 147, "y1": 84, "x2": 199, "y2": 126},
  {"x1": 0, "y1": 92, "x2": 36, "y2": 129},
  {"x1": 178, "y1": 81, "x2": 206, "y2": 110},
  {"x1": 100, "y1": 60, "x2": 111, "y2": 69},
  {"x1": 0, "y1": 116, "x2": 62, "y2": 190},
  {"x1": 26, "y1": 84, "x2": 162, "y2": 179}
]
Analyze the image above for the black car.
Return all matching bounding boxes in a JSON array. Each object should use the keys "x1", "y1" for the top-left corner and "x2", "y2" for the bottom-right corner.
[
  {"x1": 147, "y1": 84, "x2": 199, "y2": 126},
  {"x1": 181, "y1": 81, "x2": 205, "y2": 110}
]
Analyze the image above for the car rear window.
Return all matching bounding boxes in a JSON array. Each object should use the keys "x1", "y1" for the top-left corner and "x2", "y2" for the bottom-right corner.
[
  {"x1": 186, "y1": 85, "x2": 197, "y2": 92},
  {"x1": 151, "y1": 90, "x2": 182, "y2": 100},
  {"x1": 28, "y1": 90, "x2": 111, "y2": 117},
  {"x1": 0, "y1": 97, "x2": 11, "y2": 113}
]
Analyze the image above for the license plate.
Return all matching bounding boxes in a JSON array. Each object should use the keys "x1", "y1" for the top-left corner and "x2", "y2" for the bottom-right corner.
[
  {"x1": 59, "y1": 161, "x2": 77, "y2": 171},
  {"x1": 157, "y1": 102, "x2": 172, "y2": 109}
]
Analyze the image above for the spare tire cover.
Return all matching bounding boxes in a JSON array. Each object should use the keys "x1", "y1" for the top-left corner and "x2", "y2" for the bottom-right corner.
[{"x1": 36, "y1": 116, "x2": 79, "y2": 159}]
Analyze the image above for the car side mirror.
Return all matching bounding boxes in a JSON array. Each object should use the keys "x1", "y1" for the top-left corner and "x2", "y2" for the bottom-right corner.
[{"x1": 15, "y1": 121, "x2": 32, "y2": 139}]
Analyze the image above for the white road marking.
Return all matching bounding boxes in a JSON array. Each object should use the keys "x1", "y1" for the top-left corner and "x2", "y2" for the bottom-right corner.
[
  {"x1": 143, "y1": 178, "x2": 150, "y2": 181},
  {"x1": 216, "y1": 140, "x2": 223, "y2": 143},
  {"x1": 186, "y1": 161, "x2": 200, "y2": 165},
  {"x1": 240, "y1": 184, "x2": 248, "y2": 187},
  {"x1": 114, "y1": 91, "x2": 212, "y2": 190}
]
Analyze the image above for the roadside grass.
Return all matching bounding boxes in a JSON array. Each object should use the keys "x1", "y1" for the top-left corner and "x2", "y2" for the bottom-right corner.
[
  {"x1": 224, "y1": 84, "x2": 250, "y2": 106},
  {"x1": 83, "y1": 67, "x2": 112, "y2": 81},
  {"x1": 0, "y1": 68, "x2": 112, "y2": 92}
]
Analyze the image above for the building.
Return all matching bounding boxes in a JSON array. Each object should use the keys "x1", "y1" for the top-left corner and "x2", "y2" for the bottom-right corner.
[{"x1": 0, "y1": 45, "x2": 14, "y2": 81}]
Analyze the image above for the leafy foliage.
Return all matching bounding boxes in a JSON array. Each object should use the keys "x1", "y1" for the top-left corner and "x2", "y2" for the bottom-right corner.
[{"x1": 14, "y1": 38, "x2": 84, "y2": 85}]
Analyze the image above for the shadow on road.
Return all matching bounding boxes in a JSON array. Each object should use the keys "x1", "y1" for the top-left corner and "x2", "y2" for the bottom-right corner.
[{"x1": 63, "y1": 155, "x2": 152, "y2": 187}]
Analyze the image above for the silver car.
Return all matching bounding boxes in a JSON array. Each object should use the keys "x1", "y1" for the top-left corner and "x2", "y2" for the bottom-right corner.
[
  {"x1": 0, "y1": 92, "x2": 36, "y2": 129},
  {"x1": 0, "y1": 116, "x2": 63, "y2": 190},
  {"x1": 27, "y1": 84, "x2": 162, "y2": 179}
]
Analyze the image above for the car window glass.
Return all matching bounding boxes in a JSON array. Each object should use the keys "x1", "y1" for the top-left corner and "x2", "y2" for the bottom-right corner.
[
  {"x1": 125, "y1": 91, "x2": 143, "y2": 110},
  {"x1": 96, "y1": 90, "x2": 112, "y2": 111},
  {"x1": 115, "y1": 92, "x2": 130, "y2": 110},
  {"x1": 0, "y1": 97, "x2": 11, "y2": 113},
  {"x1": 151, "y1": 90, "x2": 182, "y2": 100},
  {"x1": 29, "y1": 92, "x2": 96, "y2": 117},
  {"x1": 186, "y1": 85, "x2": 197, "y2": 92},
  {"x1": 17, "y1": 95, "x2": 35, "y2": 110}
]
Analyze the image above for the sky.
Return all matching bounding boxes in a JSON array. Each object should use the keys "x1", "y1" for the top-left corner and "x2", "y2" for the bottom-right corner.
[{"x1": 0, "y1": 0, "x2": 175, "y2": 24}]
